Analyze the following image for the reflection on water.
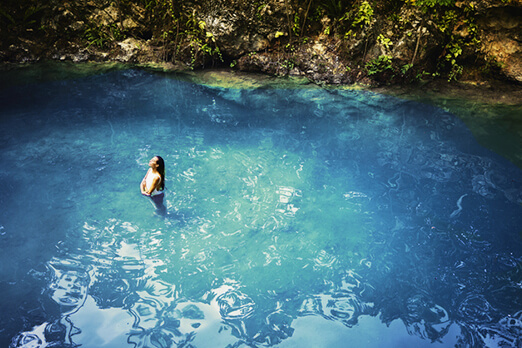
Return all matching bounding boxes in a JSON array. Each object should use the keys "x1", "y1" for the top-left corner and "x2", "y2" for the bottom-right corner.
[{"x1": 0, "y1": 67, "x2": 521, "y2": 347}]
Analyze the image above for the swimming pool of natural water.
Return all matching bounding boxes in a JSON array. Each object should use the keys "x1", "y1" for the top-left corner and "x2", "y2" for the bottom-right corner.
[{"x1": 1, "y1": 66, "x2": 521, "y2": 347}]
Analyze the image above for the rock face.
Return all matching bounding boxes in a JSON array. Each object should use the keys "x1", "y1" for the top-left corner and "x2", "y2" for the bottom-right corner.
[
  {"x1": 194, "y1": 0, "x2": 283, "y2": 57},
  {"x1": 0, "y1": 0, "x2": 520, "y2": 85},
  {"x1": 236, "y1": 37, "x2": 356, "y2": 84},
  {"x1": 477, "y1": 5, "x2": 522, "y2": 82}
]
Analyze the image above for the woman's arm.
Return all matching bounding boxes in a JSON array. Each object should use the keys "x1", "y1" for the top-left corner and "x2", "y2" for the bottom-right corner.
[
  {"x1": 146, "y1": 175, "x2": 161, "y2": 195},
  {"x1": 140, "y1": 170, "x2": 150, "y2": 195}
]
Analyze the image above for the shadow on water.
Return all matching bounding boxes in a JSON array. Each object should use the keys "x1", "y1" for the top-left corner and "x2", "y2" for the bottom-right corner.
[
  {"x1": 374, "y1": 80, "x2": 522, "y2": 170},
  {"x1": 0, "y1": 64, "x2": 521, "y2": 348}
]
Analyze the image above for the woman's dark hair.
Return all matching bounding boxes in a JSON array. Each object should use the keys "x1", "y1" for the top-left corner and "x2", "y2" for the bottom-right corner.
[{"x1": 155, "y1": 156, "x2": 165, "y2": 190}]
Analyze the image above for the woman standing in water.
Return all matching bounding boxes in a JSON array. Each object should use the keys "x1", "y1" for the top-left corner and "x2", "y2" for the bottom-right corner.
[{"x1": 141, "y1": 156, "x2": 166, "y2": 213}]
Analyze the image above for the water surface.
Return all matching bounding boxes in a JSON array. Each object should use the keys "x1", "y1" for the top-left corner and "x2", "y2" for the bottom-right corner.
[{"x1": 0, "y1": 65, "x2": 521, "y2": 347}]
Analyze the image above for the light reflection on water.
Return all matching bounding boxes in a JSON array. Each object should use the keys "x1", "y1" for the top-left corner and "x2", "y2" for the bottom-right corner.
[{"x1": 0, "y1": 67, "x2": 521, "y2": 347}]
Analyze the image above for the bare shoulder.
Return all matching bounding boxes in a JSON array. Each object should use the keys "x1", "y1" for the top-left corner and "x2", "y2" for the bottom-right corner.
[{"x1": 152, "y1": 172, "x2": 161, "y2": 182}]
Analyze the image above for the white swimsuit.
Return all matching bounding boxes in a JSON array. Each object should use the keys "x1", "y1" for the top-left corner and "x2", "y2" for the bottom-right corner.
[{"x1": 145, "y1": 171, "x2": 164, "y2": 196}]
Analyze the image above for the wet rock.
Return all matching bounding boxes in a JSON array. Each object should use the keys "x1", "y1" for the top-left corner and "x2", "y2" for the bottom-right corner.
[
  {"x1": 477, "y1": 6, "x2": 522, "y2": 82},
  {"x1": 89, "y1": 3, "x2": 119, "y2": 27},
  {"x1": 115, "y1": 38, "x2": 142, "y2": 63},
  {"x1": 237, "y1": 36, "x2": 353, "y2": 85},
  {"x1": 53, "y1": 46, "x2": 91, "y2": 63},
  {"x1": 194, "y1": 0, "x2": 287, "y2": 57},
  {"x1": 389, "y1": 10, "x2": 442, "y2": 67}
]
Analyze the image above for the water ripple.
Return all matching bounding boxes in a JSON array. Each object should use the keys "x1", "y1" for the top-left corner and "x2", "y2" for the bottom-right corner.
[{"x1": 217, "y1": 290, "x2": 256, "y2": 321}]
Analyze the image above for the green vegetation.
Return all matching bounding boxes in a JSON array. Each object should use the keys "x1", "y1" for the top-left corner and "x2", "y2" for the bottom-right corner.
[
  {"x1": 182, "y1": 16, "x2": 223, "y2": 69},
  {"x1": 138, "y1": 0, "x2": 224, "y2": 67},
  {"x1": 0, "y1": 0, "x2": 513, "y2": 83},
  {"x1": 293, "y1": 13, "x2": 300, "y2": 36},
  {"x1": 85, "y1": 23, "x2": 125, "y2": 49},
  {"x1": 351, "y1": 1, "x2": 374, "y2": 28},
  {"x1": 281, "y1": 58, "x2": 296, "y2": 72},
  {"x1": 377, "y1": 34, "x2": 392, "y2": 51},
  {"x1": 0, "y1": 0, "x2": 224, "y2": 67},
  {"x1": 366, "y1": 55, "x2": 392, "y2": 75},
  {"x1": 413, "y1": 0, "x2": 455, "y2": 9},
  {"x1": 481, "y1": 55, "x2": 504, "y2": 75},
  {"x1": 0, "y1": 1, "x2": 48, "y2": 30},
  {"x1": 401, "y1": 63, "x2": 412, "y2": 74}
]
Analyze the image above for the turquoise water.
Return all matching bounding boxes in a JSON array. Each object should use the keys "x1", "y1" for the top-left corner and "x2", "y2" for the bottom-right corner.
[{"x1": 0, "y1": 67, "x2": 521, "y2": 347}]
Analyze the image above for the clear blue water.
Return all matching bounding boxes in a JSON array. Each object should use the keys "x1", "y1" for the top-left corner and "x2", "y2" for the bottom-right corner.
[{"x1": 1, "y1": 67, "x2": 521, "y2": 348}]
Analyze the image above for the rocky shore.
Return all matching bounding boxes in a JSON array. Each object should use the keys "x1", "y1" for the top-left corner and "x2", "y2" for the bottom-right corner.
[{"x1": 1, "y1": 0, "x2": 521, "y2": 87}]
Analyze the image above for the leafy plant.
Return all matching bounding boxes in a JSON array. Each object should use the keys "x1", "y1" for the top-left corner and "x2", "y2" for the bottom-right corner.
[
  {"x1": 256, "y1": 3, "x2": 268, "y2": 21},
  {"x1": 462, "y1": 4, "x2": 480, "y2": 48},
  {"x1": 293, "y1": 13, "x2": 300, "y2": 36},
  {"x1": 366, "y1": 55, "x2": 393, "y2": 75},
  {"x1": 412, "y1": 0, "x2": 455, "y2": 9},
  {"x1": 344, "y1": 29, "x2": 355, "y2": 38},
  {"x1": 438, "y1": 10, "x2": 457, "y2": 33},
  {"x1": 443, "y1": 40, "x2": 463, "y2": 81},
  {"x1": 352, "y1": 1, "x2": 373, "y2": 28},
  {"x1": 377, "y1": 34, "x2": 392, "y2": 51},
  {"x1": 182, "y1": 16, "x2": 224, "y2": 69},
  {"x1": 481, "y1": 55, "x2": 504, "y2": 74},
  {"x1": 401, "y1": 63, "x2": 413, "y2": 74},
  {"x1": 415, "y1": 70, "x2": 431, "y2": 80},
  {"x1": 85, "y1": 23, "x2": 124, "y2": 49},
  {"x1": 281, "y1": 59, "x2": 295, "y2": 70},
  {"x1": 324, "y1": 26, "x2": 331, "y2": 35}
]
